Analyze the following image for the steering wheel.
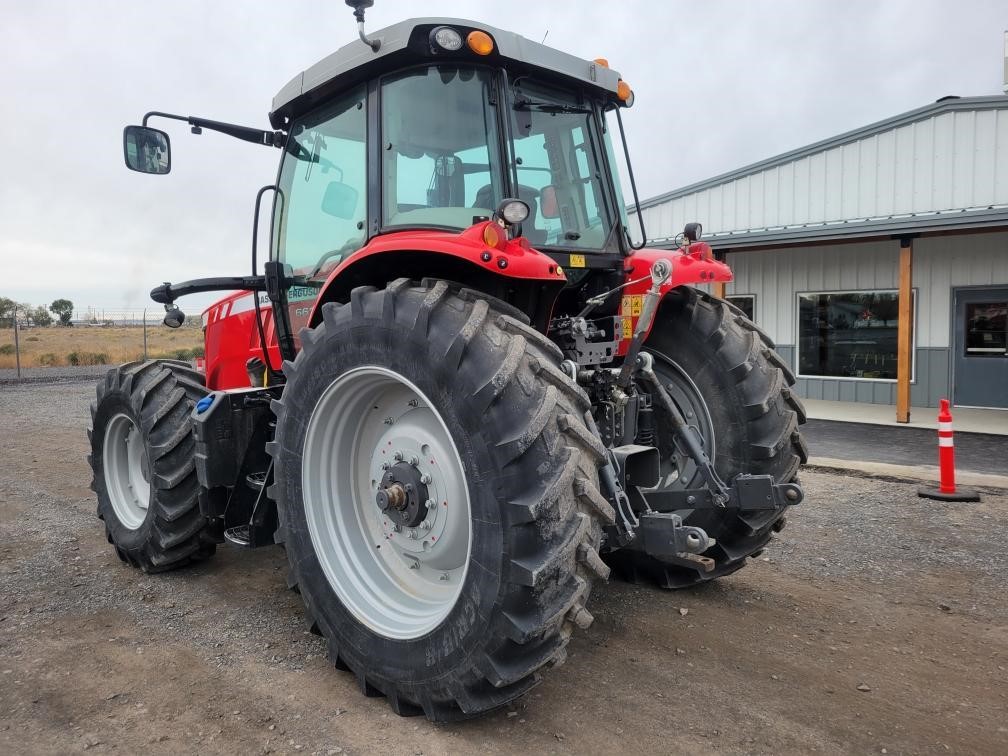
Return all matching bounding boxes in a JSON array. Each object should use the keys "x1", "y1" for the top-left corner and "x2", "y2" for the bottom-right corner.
[{"x1": 309, "y1": 239, "x2": 363, "y2": 279}]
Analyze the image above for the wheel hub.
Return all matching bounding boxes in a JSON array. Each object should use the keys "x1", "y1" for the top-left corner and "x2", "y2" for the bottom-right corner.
[{"x1": 376, "y1": 461, "x2": 430, "y2": 528}]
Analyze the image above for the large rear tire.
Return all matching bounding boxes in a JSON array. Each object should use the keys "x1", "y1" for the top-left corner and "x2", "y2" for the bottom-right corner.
[
  {"x1": 269, "y1": 279, "x2": 612, "y2": 722},
  {"x1": 88, "y1": 360, "x2": 216, "y2": 572},
  {"x1": 605, "y1": 287, "x2": 808, "y2": 588}
]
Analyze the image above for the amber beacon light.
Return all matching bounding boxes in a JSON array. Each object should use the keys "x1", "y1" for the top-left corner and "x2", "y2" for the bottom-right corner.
[{"x1": 466, "y1": 30, "x2": 494, "y2": 55}]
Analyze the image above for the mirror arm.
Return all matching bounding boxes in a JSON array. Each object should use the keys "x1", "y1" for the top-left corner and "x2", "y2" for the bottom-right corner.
[
  {"x1": 150, "y1": 276, "x2": 268, "y2": 305},
  {"x1": 142, "y1": 111, "x2": 284, "y2": 148}
]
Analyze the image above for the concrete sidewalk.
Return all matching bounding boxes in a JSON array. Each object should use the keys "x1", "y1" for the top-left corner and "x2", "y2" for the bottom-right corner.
[
  {"x1": 803, "y1": 398, "x2": 1008, "y2": 435},
  {"x1": 803, "y1": 418, "x2": 1008, "y2": 490}
]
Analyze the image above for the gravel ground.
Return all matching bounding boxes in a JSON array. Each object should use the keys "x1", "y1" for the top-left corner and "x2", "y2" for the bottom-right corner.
[
  {"x1": 1, "y1": 379, "x2": 1006, "y2": 755},
  {"x1": 0, "y1": 364, "x2": 116, "y2": 385}
]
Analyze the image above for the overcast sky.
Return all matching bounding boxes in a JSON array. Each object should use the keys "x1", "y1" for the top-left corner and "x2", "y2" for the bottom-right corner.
[{"x1": 1, "y1": 0, "x2": 1005, "y2": 316}]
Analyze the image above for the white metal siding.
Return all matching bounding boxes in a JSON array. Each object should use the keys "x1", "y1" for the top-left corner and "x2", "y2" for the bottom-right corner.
[
  {"x1": 914, "y1": 231, "x2": 1008, "y2": 347},
  {"x1": 723, "y1": 231, "x2": 1008, "y2": 349},
  {"x1": 637, "y1": 106, "x2": 1008, "y2": 241}
]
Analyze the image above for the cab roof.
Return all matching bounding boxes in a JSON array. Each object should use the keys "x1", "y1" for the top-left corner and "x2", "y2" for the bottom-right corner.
[{"x1": 269, "y1": 17, "x2": 624, "y2": 129}]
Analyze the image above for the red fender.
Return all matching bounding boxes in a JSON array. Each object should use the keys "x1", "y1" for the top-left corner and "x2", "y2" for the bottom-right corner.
[
  {"x1": 306, "y1": 222, "x2": 566, "y2": 326},
  {"x1": 200, "y1": 222, "x2": 567, "y2": 390},
  {"x1": 615, "y1": 242, "x2": 732, "y2": 356}
]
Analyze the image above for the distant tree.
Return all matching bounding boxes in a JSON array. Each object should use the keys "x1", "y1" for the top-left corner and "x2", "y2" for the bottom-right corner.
[
  {"x1": 0, "y1": 296, "x2": 15, "y2": 328},
  {"x1": 32, "y1": 306, "x2": 53, "y2": 327},
  {"x1": 50, "y1": 298, "x2": 74, "y2": 327},
  {"x1": 19, "y1": 302, "x2": 34, "y2": 326}
]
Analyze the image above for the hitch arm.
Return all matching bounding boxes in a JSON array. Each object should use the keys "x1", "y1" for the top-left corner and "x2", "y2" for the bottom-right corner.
[{"x1": 636, "y1": 352, "x2": 732, "y2": 505}]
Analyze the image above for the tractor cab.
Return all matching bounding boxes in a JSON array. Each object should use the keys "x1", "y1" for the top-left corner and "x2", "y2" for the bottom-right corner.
[
  {"x1": 129, "y1": 14, "x2": 645, "y2": 389},
  {"x1": 269, "y1": 17, "x2": 637, "y2": 283}
]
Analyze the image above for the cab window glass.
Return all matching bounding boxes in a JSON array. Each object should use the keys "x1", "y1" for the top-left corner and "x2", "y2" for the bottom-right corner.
[
  {"x1": 381, "y1": 66, "x2": 503, "y2": 230},
  {"x1": 510, "y1": 83, "x2": 612, "y2": 249},
  {"x1": 274, "y1": 87, "x2": 367, "y2": 281}
]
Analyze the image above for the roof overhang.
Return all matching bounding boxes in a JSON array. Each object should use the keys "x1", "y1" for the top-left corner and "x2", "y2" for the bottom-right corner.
[{"x1": 653, "y1": 206, "x2": 1008, "y2": 251}]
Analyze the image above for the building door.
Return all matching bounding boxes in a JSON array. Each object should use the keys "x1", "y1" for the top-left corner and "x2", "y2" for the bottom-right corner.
[{"x1": 952, "y1": 287, "x2": 1008, "y2": 409}]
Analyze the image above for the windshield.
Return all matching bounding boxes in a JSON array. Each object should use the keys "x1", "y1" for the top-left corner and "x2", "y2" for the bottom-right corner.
[
  {"x1": 382, "y1": 66, "x2": 505, "y2": 231},
  {"x1": 509, "y1": 81, "x2": 619, "y2": 251}
]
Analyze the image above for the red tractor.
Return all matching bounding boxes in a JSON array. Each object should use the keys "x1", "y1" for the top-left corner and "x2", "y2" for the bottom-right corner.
[{"x1": 90, "y1": 4, "x2": 807, "y2": 721}]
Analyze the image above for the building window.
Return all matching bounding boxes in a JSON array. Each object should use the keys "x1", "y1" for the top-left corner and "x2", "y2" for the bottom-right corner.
[
  {"x1": 797, "y1": 290, "x2": 914, "y2": 381},
  {"x1": 964, "y1": 301, "x2": 1006, "y2": 357},
  {"x1": 727, "y1": 295, "x2": 755, "y2": 322}
]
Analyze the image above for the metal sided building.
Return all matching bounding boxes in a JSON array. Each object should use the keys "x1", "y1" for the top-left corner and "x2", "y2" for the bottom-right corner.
[{"x1": 632, "y1": 95, "x2": 1008, "y2": 420}]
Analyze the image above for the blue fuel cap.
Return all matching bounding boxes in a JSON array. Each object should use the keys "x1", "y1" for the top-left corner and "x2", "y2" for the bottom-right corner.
[{"x1": 195, "y1": 394, "x2": 215, "y2": 414}]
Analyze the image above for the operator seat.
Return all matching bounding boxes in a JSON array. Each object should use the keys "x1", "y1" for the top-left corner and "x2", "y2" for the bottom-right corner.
[{"x1": 474, "y1": 184, "x2": 546, "y2": 246}]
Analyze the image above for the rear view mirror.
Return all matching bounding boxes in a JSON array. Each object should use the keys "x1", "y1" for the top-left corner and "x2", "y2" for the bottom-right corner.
[
  {"x1": 540, "y1": 185, "x2": 559, "y2": 219},
  {"x1": 123, "y1": 125, "x2": 171, "y2": 174},
  {"x1": 321, "y1": 180, "x2": 358, "y2": 219}
]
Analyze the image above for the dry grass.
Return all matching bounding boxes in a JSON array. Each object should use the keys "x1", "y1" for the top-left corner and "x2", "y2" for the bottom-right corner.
[{"x1": 0, "y1": 325, "x2": 203, "y2": 368}]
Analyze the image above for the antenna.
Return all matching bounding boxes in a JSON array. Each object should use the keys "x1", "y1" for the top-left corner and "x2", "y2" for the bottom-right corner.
[
  {"x1": 345, "y1": 0, "x2": 380, "y2": 52},
  {"x1": 1003, "y1": 30, "x2": 1007, "y2": 94}
]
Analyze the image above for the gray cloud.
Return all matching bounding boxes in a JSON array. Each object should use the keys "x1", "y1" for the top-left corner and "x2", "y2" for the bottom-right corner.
[{"x1": 1, "y1": 0, "x2": 1004, "y2": 314}]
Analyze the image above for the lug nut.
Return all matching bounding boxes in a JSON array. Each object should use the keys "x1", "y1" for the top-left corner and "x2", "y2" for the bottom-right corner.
[
  {"x1": 420, "y1": 474, "x2": 432, "y2": 485},
  {"x1": 393, "y1": 450, "x2": 404, "y2": 462},
  {"x1": 408, "y1": 529, "x2": 418, "y2": 540},
  {"x1": 410, "y1": 455, "x2": 419, "y2": 466},
  {"x1": 381, "y1": 462, "x2": 390, "y2": 470},
  {"x1": 424, "y1": 499, "x2": 435, "y2": 509}
]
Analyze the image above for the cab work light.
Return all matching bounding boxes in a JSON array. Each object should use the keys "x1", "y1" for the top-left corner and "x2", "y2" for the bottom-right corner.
[{"x1": 431, "y1": 26, "x2": 463, "y2": 51}]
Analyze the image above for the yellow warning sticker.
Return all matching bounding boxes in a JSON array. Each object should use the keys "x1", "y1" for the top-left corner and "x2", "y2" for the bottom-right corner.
[
  {"x1": 630, "y1": 295, "x2": 643, "y2": 316},
  {"x1": 569, "y1": 253, "x2": 586, "y2": 268},
  {"x1": 621, "y1": 295, "x2": 632, "y2": 315},
  {"x1": 622, "y1": 316, "x2": 633, "y2": 339}
]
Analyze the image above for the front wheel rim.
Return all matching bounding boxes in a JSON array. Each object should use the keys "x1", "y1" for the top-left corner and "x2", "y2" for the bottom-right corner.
[
  {"x1": 301, "y1": 366, "x2": 472, "y2": 640},
  {"x1": 103, "y1": 413, "x2": 151, "y2": 530}
]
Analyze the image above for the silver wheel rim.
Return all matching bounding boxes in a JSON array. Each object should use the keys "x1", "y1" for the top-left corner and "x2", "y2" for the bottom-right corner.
[
  {"x1": 103, "y1": 413, "x2": 151, "y2": 530},
  {"x1": 302, "y1": 366, "x2": 472, "y2": 640}
]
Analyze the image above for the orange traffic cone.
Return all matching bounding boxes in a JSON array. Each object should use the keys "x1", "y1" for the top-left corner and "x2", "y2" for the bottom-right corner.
[{"x1": 918, "y1": 399, "x2": 980, "y2": 502}]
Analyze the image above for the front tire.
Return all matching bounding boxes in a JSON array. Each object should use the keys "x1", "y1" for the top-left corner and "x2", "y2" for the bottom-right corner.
[
  {"x1": 88, "y1": 360, "x2": 216, "y2": 572},
  {"x1": 605, "y1": 287, "x2": 808, "y2": 588},
  {"x1": 270, "y1": 279, "x2": 612, "y2": 721}
]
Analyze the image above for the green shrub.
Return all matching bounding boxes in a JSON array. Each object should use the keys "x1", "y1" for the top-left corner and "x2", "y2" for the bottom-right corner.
[
  {"x1": 66, "y1": 351, "x2": 109, "y2": 366},
  {"x1": 0, "y1": 344, "x2": 13, "y2": 355},
  {"x1": 37, "y1": 353, "x2": 58, "y2": 366}
]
